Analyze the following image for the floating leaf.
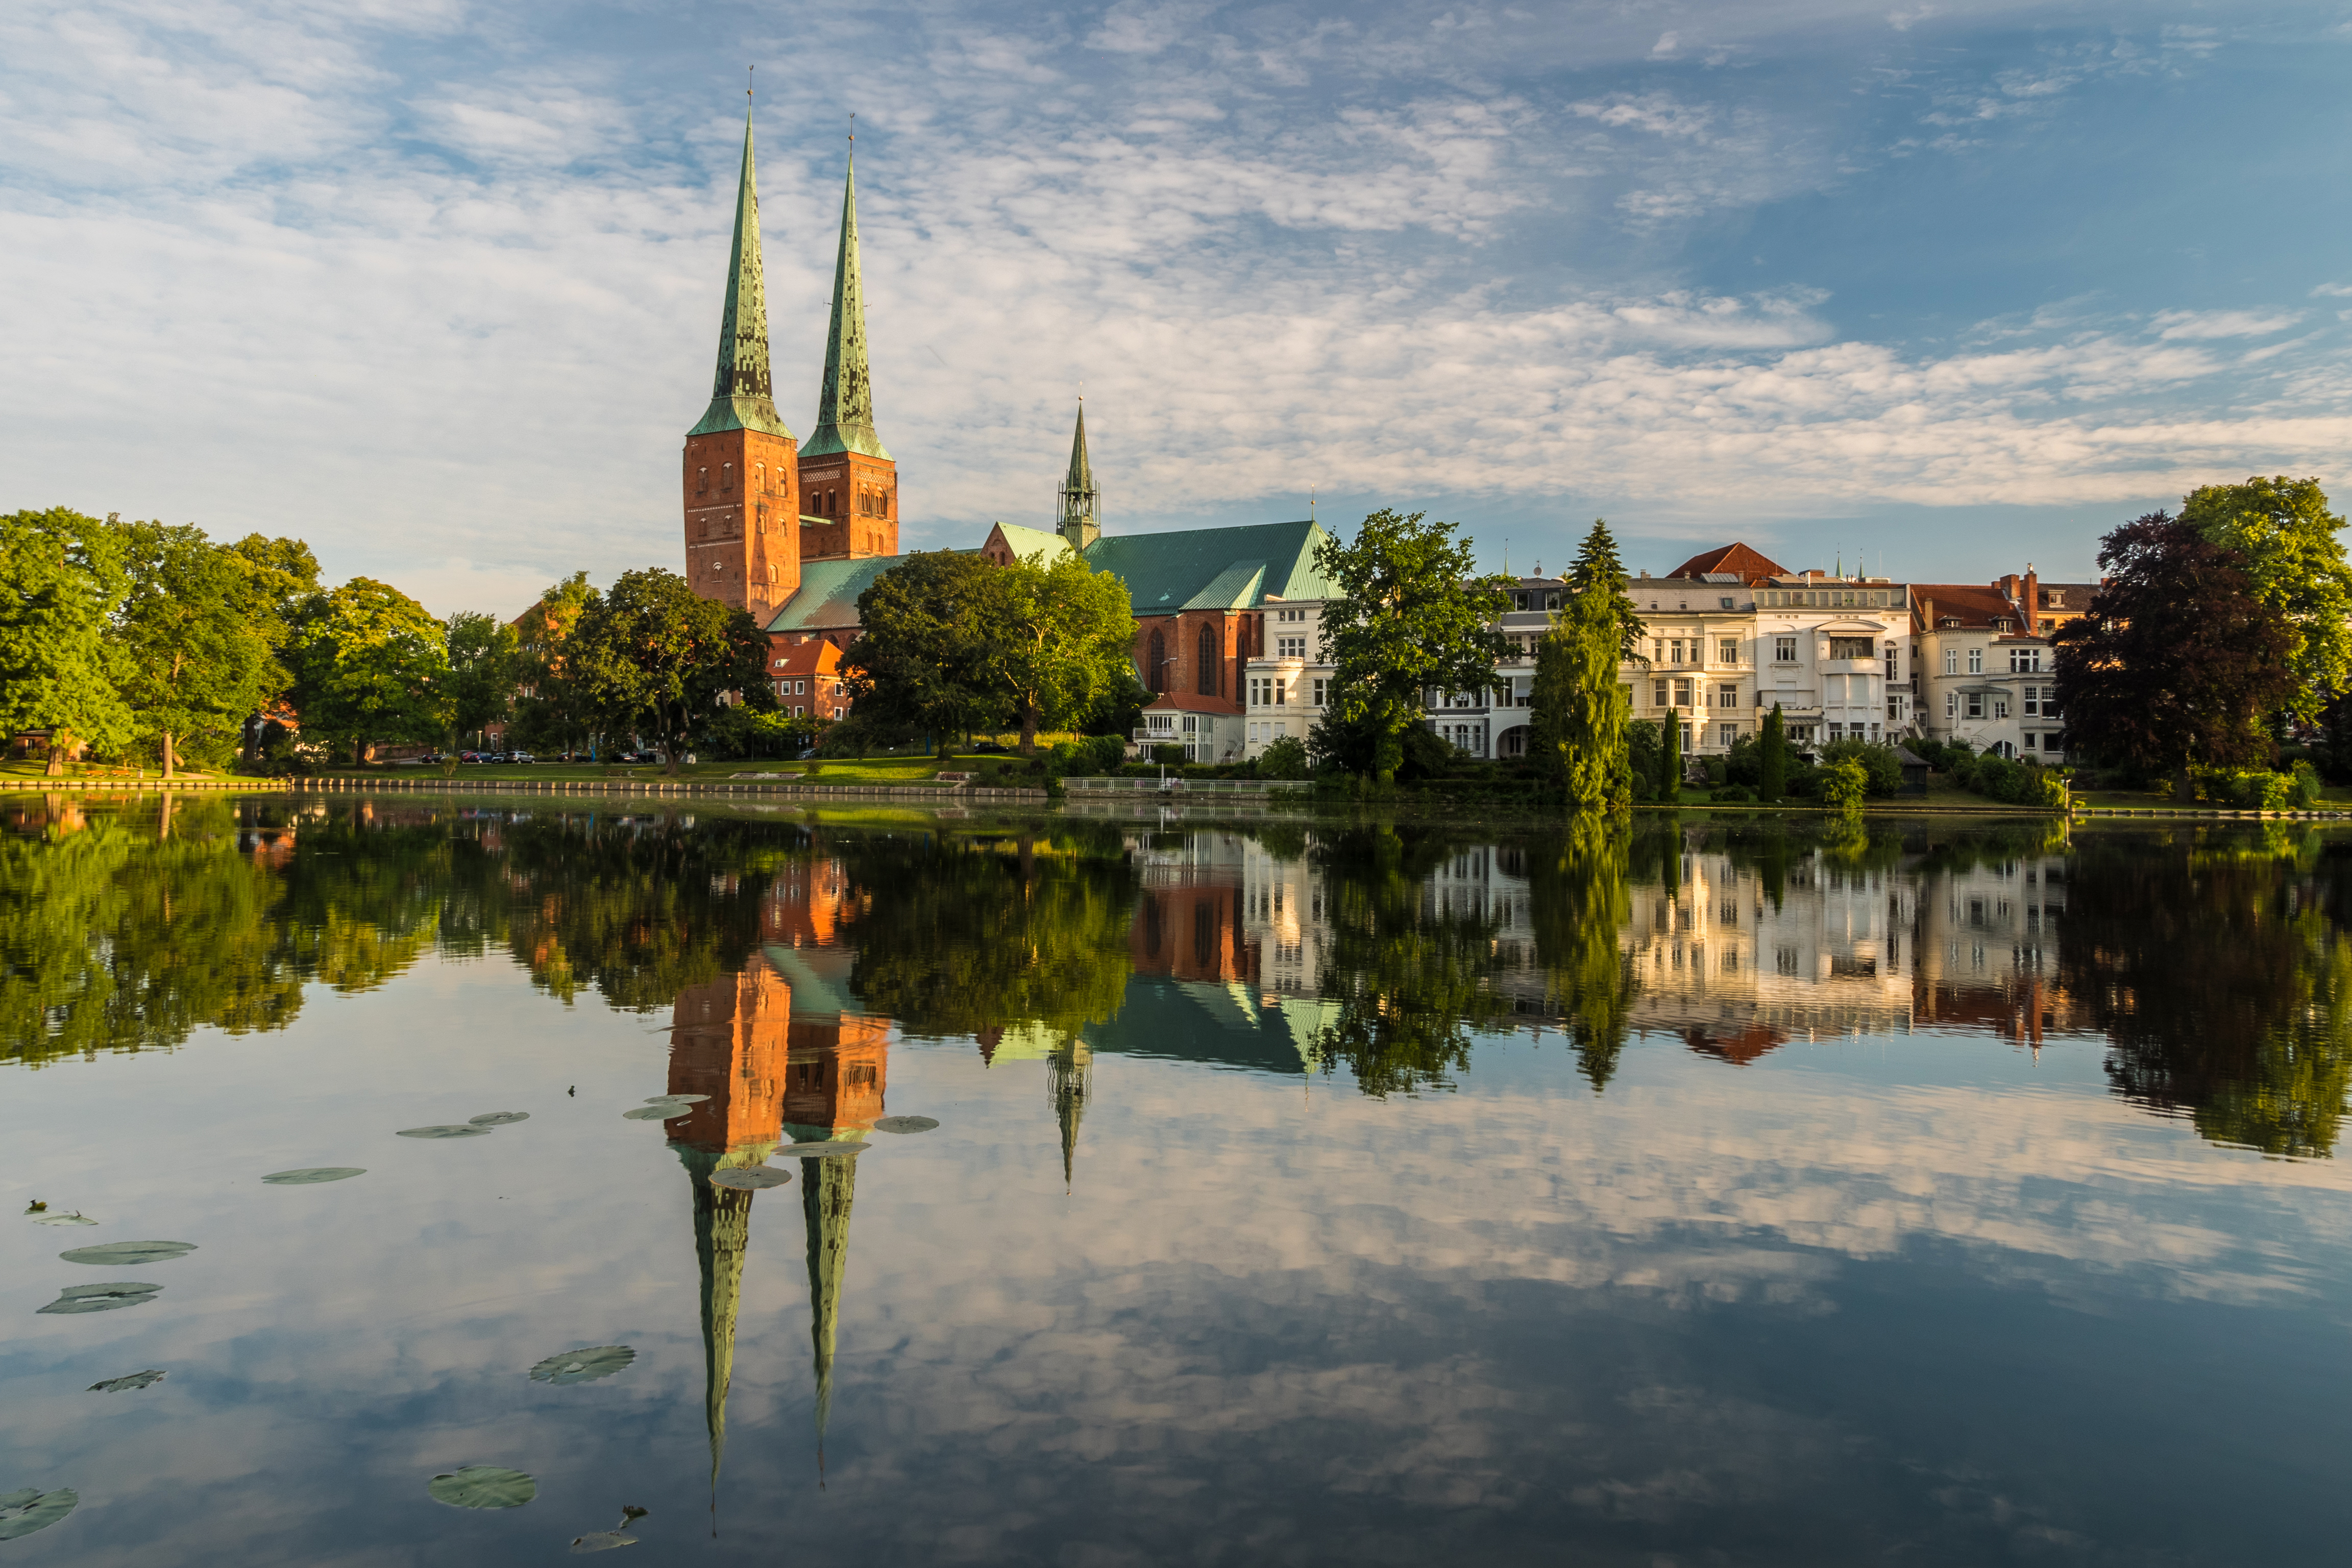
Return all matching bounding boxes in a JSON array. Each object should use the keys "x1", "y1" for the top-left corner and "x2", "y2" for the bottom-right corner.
[
  {"x1": 397, "y1": 1125, "x2": 491, "y2": 1139},
  {"x1": 873, "y1": 1116, "x2": 939, "y2": 1135},
  {"x1": 30, "y1": 1211, "x2": 99, "y2": 1226},
  {"x1": 88, "y1": 1369, "x2": 166, "y2": 1393},
  {"x1": 571, "y1": 1530, "x2": 638, "y2": 1552},
  {"x1": 427, "y1": 1466, "x2": 536, "y2": 1509},
  {"x1": 262, "y1": 1167, "x2": 365, "y2": 1185},
  {"x1": 620, "y1": 1106, "x2": 688, "y2": 1121},
  {"x1": 709, "y1": 1167, "x2": 790, "y2": 1190},
  {"x1": 0, "y1": 1487, "x2": 78, "y2": 1541},
  {"x1": 528, "y1": 1345, "x2": 636, "y2": 1386},
  {"x1": 470, "y1": 1111, "x2": 530, "y2": 1126},
  {"x1": 60, "y1": 1240, "x2": 194, "y2": 1266},
  {"x1": 37, "y1": 1282, "x2": 161, "y2": 1315},
  {"x1": 643, "y1": 1093, "x2": 710, "y2": 1105},
  {"x1": 781, "y1": 1140, "x2": 866, "y2": 1159}
]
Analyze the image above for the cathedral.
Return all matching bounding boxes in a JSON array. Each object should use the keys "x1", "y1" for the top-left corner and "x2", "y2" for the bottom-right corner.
[{"x1": 682, "y1": 104, "x2": 897, "y2": 627}]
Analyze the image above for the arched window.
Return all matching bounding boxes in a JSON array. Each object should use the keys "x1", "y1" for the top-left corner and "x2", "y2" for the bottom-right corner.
[
  {"x1": 1197, "y1": 623, "x2": 1217, "y2": 695},
  {"x1": 722, "y1": 462, "x2": 733, "y2": 491},
  {"x1": 1147, "y1": 628, "x2": 1166, "y2": 693},
  {"x1": 697, "y1": 466, "x2": 708, "y2": 493},
  {"x1": 881, "y1": 491, "x2": 891, "y2": 518}
]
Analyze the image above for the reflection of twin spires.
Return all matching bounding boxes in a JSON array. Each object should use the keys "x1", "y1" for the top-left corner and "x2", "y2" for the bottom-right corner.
[
  {"x1": 660, "y1": 914, "x2": 889, "y2": 1503},
  {"x1": 1047, "y1": 1037, "x2": 1091, "y2": 1192}
]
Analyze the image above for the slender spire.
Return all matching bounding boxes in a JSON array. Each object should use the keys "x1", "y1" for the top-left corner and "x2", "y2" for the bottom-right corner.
[
  {"x1": 680, "y1": 1149, "x2": 758, "y2": 1518},
  {"x1": 689, "y1": 103, "x2": 793, "y2": 439},
  {"x1": 802, "y1": 146, "x2": 890, "y2": 459},
  {"x1": 1048, "y1": 1036, "x2": 1091, "y2": 1193},
  {"x1": 800, "y1": 1149, "x2": 857, "y2": 1483},
  {"x1": 1057, "y1": 400, "x2": 1100, "y2": 549}
]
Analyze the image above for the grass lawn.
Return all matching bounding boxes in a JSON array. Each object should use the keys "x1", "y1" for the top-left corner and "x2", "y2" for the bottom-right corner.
[
  {"x1": 1, "y1": 760, "x2": 234, "y2": 783},
  {"x1": 308, "y1": 751, "x2": 1039, "y2": 787}
]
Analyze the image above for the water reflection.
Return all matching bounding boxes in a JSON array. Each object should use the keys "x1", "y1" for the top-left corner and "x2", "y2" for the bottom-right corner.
[{"x1": 3, "y1": 794, "x2": 2346, "y2": 1161}]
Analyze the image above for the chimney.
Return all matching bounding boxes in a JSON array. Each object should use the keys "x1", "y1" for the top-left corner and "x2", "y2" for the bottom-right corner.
[{"x1": 2022, "y1": 565, "x2": 2039, "y2": 636}]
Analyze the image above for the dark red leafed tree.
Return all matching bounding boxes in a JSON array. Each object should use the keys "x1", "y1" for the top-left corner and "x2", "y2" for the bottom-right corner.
[{"x1": 2051, "y1": 511, "x2": 2293, "y2": 796}]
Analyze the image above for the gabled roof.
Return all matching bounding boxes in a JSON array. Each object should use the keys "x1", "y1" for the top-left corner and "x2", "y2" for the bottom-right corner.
[
  {"x1": 985, "y1": 523, "x2": 1072, "y2": 565},
  {"x1": 1083, "y1": 520, "x2": 1334, "y2": 614},
  {"x1": 764, "y1": 555, "x2": 903, "y2": 635},
  {"x1": 1665, "y1": 542, "x2": 1787, "y2": 583}
]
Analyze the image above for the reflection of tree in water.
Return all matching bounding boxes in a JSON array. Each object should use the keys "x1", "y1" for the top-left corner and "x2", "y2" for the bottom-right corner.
[
  {"x1": 2060, "y1": 830, "x2": 2352, "y2": 1157},
  {"x1": 1525, "y1": 819, "x2": 1637, "y2": 1092},
  {"x1": 1307, "y1": 824, "x2": 1511, "y2": 1097},
  {"x1": 835, "y1": 829, "x2": 1136, "y2": 1039}
]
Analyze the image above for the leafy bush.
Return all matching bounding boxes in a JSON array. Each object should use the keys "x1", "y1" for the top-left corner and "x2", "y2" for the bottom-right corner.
[
  {"x1": 1710, "y1": 784, "x2": 1756, "y2": 803},
  {"x1": 1723, "y1": 732, "x2": 1762, "y2": 788},
  {"x1": 1260, "y1": 735, "x2": 1310, "y2": 780},
  {"x1": 1819, "y1": 757, "x2": 1868, "y2": 813},
  {"x1": 1821, "y1": 738, "x2": 1902, "y2": 797},
  {"x1": 1702, "y1": 755, "x2": 1728, "y2": 787},
  {"x1": 2291, "y1": 760, "x2": 2323, "y2": 807},
  {"x1": 1150, "y1": 743, "x2": 1185, "y2": 766}
]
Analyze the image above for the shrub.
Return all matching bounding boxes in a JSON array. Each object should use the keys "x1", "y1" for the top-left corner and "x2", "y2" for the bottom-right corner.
[
  {"x1": 1724, "y1": 732, "x2": 1762, "y2": 789},
  {"x1": 1820, "y1": 757, "x2": 1868, "y2": 813},
  {"x1": 2291, "y1": 760, "x2": 2323, "y2": 807},
  {"x1": 1702, "y1": 755, "x2": 1728, "y2": 787},
  {"x1": 1822, "y1": 738, "x2": 1902, "y2": 797},
  {"x1": 1710, "y1": 784, "x2": 1756, "y2": 804},
  {"x1": 1260, "y1": 735, "x2": 1310, "y2": 780},
  {"x1": 1150, "y1": 743, "x2": 1185, "y2": 766}
]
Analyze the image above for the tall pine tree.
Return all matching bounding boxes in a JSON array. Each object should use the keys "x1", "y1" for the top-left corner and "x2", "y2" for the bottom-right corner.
[{"x1": 1566, "y1": 519, "x2": 1646, "y2": 660}]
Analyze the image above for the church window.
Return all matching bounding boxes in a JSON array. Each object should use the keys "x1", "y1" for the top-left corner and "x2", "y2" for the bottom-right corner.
[
  {"x1": 697, "y1": 467, "x2": 708, "y2": 493},
  {"x1": 1147, "y1": 628, "x2": 1167, "y2": 693},
  {"x1": 752, "y1": 463, "x2": 763, "y2": 488},
  {"x1": 722, "y1": 463, "x2": 733, "y2": 490},
  {"x1": 881, "y1": 491, "x2": 891, "y2": 518},
  {"x1": 1197, "y1": 623, "x2": 1218, "y2": 695}
]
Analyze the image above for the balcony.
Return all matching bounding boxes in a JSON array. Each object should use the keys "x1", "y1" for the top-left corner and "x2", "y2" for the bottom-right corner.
[{"x1": 1821, "y1": 657, "x2": 1880, "y2": 675}]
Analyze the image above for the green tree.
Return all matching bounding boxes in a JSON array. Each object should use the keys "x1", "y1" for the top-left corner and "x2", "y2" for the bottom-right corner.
[
  {"x1": 979, "y1": 550, "x2": 1137, "y2": 753},
  {"x1": 287, "y1": 578, "x2": 452, "y2": 766},
  {"x1": 1566, "y1": 518, "x2": 1646, "y2": 660},
  {"x1": 1528, "y1": 818, "x2": 1636, "y2": 1090},
  {"x1": 442, "y1": 610, "x2": 520, "y2": 758},
  {"x1": 111, "y1": 521, "x2": 279, "y2": 776},
  {"x1": 1757, "y1": 704, "x2": 1787, "y2": 803},
  {"x1": 223, "y1": 533, "x2": 322, "y2": 762},
  {"x1": 511, "y1": 572, "x2": 601, "y2": 757},
  {"x1": 570, "y1": 569, "x2": 772, "y2": 775},
  {"x1": 1658, "y1": 706, "x2": 1682, "y2": 801},
  {"x1": 1819, "y1": 756, "x2": 1867, "y2": 814},
  {"x1": 1313, "y1": 510, "x2": 1509, "y2": 783},
  {"x1": 0, "y1": 508, "x2": 133, "y2": 775},
  {"x1": 2179, "y1": 476, "x2": 2351, "y2": 725},
  {"x1": 842, "y1": 550, "x2": 1002, "y2": 746},
  {"x1": 1530, "y1": 586, "x2": 1632, "y2": 813},
  {"x1": 2053, "y1": 512, "x2": 2293, "y2": 799}
]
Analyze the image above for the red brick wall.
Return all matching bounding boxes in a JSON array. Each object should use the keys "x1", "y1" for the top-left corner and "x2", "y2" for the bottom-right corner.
[
  {"x1": 797, "y1": 451, "x2": 899, "y2": 561},
  {"x1": 684, "y1": 428, "x2": 801, "y2": 623}
]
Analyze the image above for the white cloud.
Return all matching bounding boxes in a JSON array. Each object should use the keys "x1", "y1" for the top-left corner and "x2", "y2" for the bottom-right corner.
[{"x1": 2151, "y1": 309, "x2": 2301, "y2": 340}]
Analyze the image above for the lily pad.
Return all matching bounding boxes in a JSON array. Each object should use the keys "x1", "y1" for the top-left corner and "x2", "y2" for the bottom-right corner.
[
  {"x1": 38, "y1": 1282, "x2": 161, "y2": 1315},
  {"x1": 470, "y1": 1111, "x2": 530, "y2": 1126},
  {"x1": 873, "y1": 1115, "x2": 940, "y2": 1134},
  {"x1": 428, "y1": 1465, "x2": 536, "y2": 1509},
  {"x1": 397, "y1": 1124, "x2": 491, "y2": 1139},
  {"x1": 709, "y1": 1166, "x2": 790, "y2": 1190},
  {"x1": 528, "y1": 1345, "x2": 636, "y2": 1386},
  {"x1": 0, "y1": 1487, "x2": 78, "y2": 1542},
  {"x1": 781, "y1": 1140, "x2": 867, "y2": 1159},
  {"x1": 60, "y1": 1240, "x2": 194, "y2": 1266},
  {"x1": 571, "y1": 1530, "x2": 638, "y2": 1552},
  {"x1": 643, "y1": 1093, "x2": 710, "y2": 1105},
  {"x1": 30, "y1": 1211, "x2": 99, "y2": 1226},
  {"x1": 620, "y1": 1105, "x2": 689, "y2": 1121},
  {"x1": 88, "y1": 1369, "x2": 166, "y2": 1393},
  {"x1": 262, "y1": 1167, "x2": 365, "y2": 1185}
]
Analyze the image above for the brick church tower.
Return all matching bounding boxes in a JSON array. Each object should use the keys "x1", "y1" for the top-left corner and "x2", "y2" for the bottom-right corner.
[
  {"x1": 682, "y1": 104, "x2": 800, "y2": 625},
  {"x1": 796, "y1": 152, "x2": 898, "y2": 562}
]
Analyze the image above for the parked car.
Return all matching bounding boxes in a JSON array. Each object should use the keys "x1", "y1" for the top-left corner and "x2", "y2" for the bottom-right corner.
[
  {"x1": 508, "y1": 751, "x2": 536, "y2": 765},
  {"x1": 459, "y1": 751, "x2": 485, "y2": 764},
  {"x1": 973, "y1": 741, "x2": 1009, "y2": 754}
]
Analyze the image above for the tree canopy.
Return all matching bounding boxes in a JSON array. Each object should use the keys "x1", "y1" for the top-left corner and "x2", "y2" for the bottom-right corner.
[
  {"x1": 0, "y1": 508, "x2": 133, "y2": 774},
  {"x1": 978, "y1": 550, "x2": 1136, "y2": 751},
  {"x1": 842, "y1": 550, "x2": 1002, "y2": 743},
  {"x1": 113, "y1": 521, "x2": 282, "y2": 775},
  {"x1": 1530, "y1": 584, "x2": 1632, "y2": 813},
  {"x1": 1567, "y1": 519, "x2": 1646, "y2": 662},
  {"x1": 1312, "y1": 510, "x2": 1509, "y2": 783},
  {"x1": 569, "y1": 569, "x2": 773, "y2": 773},
  {"x1": 2178, "y1": 475, "x2": 2351, "y2": 725},
  {"x1": 2052, "y1": 511, "x2": 2292, "y2": 787},
  {"x1": 288, "y1": 578, "x2": 452, "y2": 765}
]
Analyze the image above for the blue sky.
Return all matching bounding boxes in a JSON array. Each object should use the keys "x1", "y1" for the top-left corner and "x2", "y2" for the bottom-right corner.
[{"x1": 3, "y1": 0, "x2": 2348, "y2": 612}]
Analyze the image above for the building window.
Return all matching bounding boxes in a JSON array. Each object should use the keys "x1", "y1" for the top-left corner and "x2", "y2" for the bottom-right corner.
[
  {"x1": 2023, "y1": 687, "x2": 2039, "y2": 716},
  {"x1": 1312, "y1": 678, "x2": 1330, "y2": 707},
  {"x1": 1775, "y1": 636, "x2": 1797, "y2": 663},
  {"x1": 1275, "y1": 679, "x2": 1287, "y2": 705},
  {"x1": 1715, "y1": 683, "x2": 1737, "y2": 708},
  {"x1": 1147, "y1": 628, "x2": 1167, "y2": 693},
  {"x1": 1653, "y1": 679, "x2": 1668, "y2": 707},
  {"x1": 1884, "y1": 642, "x2": 1900, "y2": 679},
  {"x1": 722, "y1": 463, "x2": 733, "y2": 490},
  {"x1": 1719, "y1": 723, "x2": 1737, "y2": 747},
  {"x1": 1680, "y1": 722, "x2": 1694, "y2": 752},
  {"x1": 1718, "y1": 638, "x2": 1739, "y2": 664},
  {"x1": 1967, "y1": 647, "x2": 1983, "y2": 674},
  {"x1": 697, "y1": 466, "x2": 709, "y2": 493},
  {"x1": 1277, "y1": 635, "x2": 1306, "y2": 659},
  {"x1": 1966, "y1": 693, "x2": 1984, "y2": 719},
  {"x1": 1993, "y1": 697, "x2": 2008, "y2": 719},
  {"x1": 1197, "y1": 623, "x2": 1219, "y2": 695},
  {"x1": 1827, "y1": 636, "x2": 1873, "y2": 659},
  {"x1": 1944, "y1": 649, "x2": 1958, "y2": 675},
  {"x1": 1672, "y1": 677, "x2": 1694, "y2": 708},
  {"x1": 1669, "y1": 638, "x2": 1685, "y2": 664},
  {"x1": 1947, "y1": 692, "x2": 1957, "y2": 718},
  {"x1": 2011, "y1": 647, "x2": 2043, "y2": 673}
]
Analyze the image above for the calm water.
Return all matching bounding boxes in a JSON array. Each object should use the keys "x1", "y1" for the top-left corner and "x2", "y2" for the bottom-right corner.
[{"x1": 4, "y1": 793, "x2": 2351, "y2": 1565}]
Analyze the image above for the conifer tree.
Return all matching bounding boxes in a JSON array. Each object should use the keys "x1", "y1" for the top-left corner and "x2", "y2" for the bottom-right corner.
[
  {"x1": 1659, "y1": 705, "x2": 1682, "y2": 802},
  {"x1": 1530, "y1": 587, "x2": 1631, "y2": 813},
  {"x1": 1566, "y1": 518, "x2": 1646, "y2": 660},
  {"x1": 1758, "y1": 703, "x2": 1787, "y2": 803}
]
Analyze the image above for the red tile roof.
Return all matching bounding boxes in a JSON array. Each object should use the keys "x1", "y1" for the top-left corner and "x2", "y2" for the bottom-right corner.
[
  {"x1": 1664, "y1": 542, "x2": 1788, "y2": 583},
  {"x1": 1911, "y1": 583, "x2": 2028, "y2": 633}
]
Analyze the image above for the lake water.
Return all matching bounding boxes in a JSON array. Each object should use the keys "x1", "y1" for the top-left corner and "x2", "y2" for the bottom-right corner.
[{"x1": 4, "y1": 792, "x2": 2350, "y2": 1565}]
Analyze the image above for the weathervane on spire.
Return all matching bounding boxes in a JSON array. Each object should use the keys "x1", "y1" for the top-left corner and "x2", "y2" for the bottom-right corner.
[{"x1": 747, "y1": 64, "x2": 753, "y2": 104}]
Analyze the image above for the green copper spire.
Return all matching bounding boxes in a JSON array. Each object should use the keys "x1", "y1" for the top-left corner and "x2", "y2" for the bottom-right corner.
[
  {"x1": 799, "y1": 1149, "x2": 858, "y2": 1480},
  {"x1": 802, "y1": 153, "x2": 890, "y2": 460},
  {"x1": 1048, "y1": 1037, "x2": 1091, "y2": 1193},
  {"x1": 1057, "y1": 400, "x2": 1099, "y2": 549},
  {"x1": 689, "y1": 106, "x2": 793, "y2": 440}
]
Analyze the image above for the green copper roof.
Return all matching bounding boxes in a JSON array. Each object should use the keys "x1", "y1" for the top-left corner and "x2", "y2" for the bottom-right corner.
[
  {"x1": 689, "y1": 111, "x2": 793, "y2": 440},
  {"x1": 763, "y1": 554, "x2": 904, "y2": 634},
  {"x1": 991, "y1": 523, "x2": 1072, "y2": 565},
  {"x1": 1081, "y1": 519, "x2": 1335, "y2": 614},
  {"x1": 801, "y1": 154, "x2": 889, "y2": 459}
]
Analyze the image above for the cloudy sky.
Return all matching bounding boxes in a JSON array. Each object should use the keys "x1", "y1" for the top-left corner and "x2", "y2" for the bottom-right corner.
[{"x1": 4, "y1": 0, "x2": 2349, "y2": 612}]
